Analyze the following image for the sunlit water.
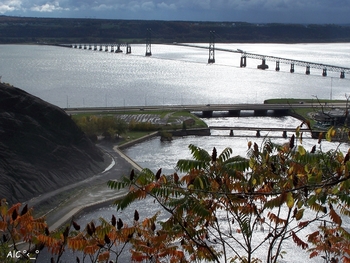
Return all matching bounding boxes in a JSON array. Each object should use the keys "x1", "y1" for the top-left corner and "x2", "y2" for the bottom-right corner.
[
  {"x1": 1, "y1": 43, "x2": 350, "y2": 108},
  {"x1": 2, "y1": 43, "x2": 350, "y2": 262}
]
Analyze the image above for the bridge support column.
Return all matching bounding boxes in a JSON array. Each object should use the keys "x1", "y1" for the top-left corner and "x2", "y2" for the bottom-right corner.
[
  {"x1": 208, "y1": 31, "x2": 215, "y2": 63},
  {"x1": 275, "y1": 61, "x2": 280, "y2": 71},
  {"x1": 322, "y1": 68, "x2": 327, "y2": 77},
  {"x1": 290, "y1": 63, "x2": 294, "y2": 73},
  {"x1": 202, "y1": 111, "x2": 213, "y2": 118},
  {"x1": 126, "y1": 44, "x2": 132, "y2": 54},
  {"x1": 282, "y1": 131, "x2": 287, "y2": 138},
  {"x1": 110, "y1": 45, "x2": 114, "y2": 52},
  {"x1": 256, "y1": 130, "x2": 261, "y2": 138},
  {"x1": 254, "y1": 110, "x2": 267, "y2": 116},
  {"x1": 306, "y1": 65, "x2": 310, "y2": 75},
  {"x1": 240, "y1": 56, "x2": 246, "y2": 67},
  {"x1": 229, "y1": 130, "x2": 234, "y2": 137},
  {"x1": 116, "y1": 44, "x2": 122, "y2": 53},
  {"x1": 105, "y1": 45, "x2": 109, "y2": 52},
  {"x1": 340, "y1": 71, "x2": 345, "y2": 79},
  {"x1": 257, "y1": 59, "x2": 269, "y2": 70},
  {"x1": 94, "y1": 45, "x2": 97, "y2": 51},
  {"x1": 273, "y1": 109, "x2": 289, "y2": 116},
  {"x1": 99, "y1": 45, "x2": 103, "y2": 51},
  {"x1": 145, "y1": 28, "x2": 152, "y2": 56},
  {"x1": 228, "y1": 110, "x2": 240, "y2": 117}
]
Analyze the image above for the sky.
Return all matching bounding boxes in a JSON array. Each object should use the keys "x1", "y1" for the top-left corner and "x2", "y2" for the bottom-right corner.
[{"x1": 0, "y1": 0, "x2": 350, "y2": 24}]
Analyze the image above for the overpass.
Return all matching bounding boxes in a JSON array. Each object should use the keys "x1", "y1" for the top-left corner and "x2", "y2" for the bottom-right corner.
[{"x1": 65, "y1": 102, "x2": 348, "y2": 117}]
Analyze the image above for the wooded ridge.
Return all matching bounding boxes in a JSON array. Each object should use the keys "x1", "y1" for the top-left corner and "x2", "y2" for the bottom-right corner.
[{"x1": 1, "y1": 15, "x2": 350, "y2": 44}]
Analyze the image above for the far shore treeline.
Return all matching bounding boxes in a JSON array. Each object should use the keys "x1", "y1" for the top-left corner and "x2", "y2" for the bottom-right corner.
[{"x1": 1, "y1": 16, "x2": 350, "y2": 44}]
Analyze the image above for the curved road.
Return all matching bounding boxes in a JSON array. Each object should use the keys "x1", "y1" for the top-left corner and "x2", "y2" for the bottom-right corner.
[{"x1": 27, "y1": 141, "x2": 137, "y2": 230}]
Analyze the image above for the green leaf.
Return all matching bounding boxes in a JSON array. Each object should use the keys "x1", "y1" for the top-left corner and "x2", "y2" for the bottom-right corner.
[
  {"x1": 107, "y1": 178, "x2": 130, "y2": 190},
  {"x1": 286, "y1": 192, "x2": 294, "y2": 208},
  {"x1": 295, "y1": 209, "x2": 304, "y2": 221},
  {"x1": 297, "y1": 145, "x2": 306, "y2": 156}
]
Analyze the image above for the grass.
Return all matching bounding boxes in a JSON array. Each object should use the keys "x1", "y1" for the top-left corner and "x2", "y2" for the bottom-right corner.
[
  {"x1": 71, "y1": 110, "x2": 208, "y2": 144},
  {"x1": 265, "y1": 98, "x2": 349, "y2": 129}
]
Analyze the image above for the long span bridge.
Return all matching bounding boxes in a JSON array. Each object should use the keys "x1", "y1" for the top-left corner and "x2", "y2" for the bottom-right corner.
[
  {"x1": 66, "y1": 41, "x2": 350, "y2": 79},
  {"x1": 174, "y1": 43, "x2": 350, "y2": 78}
]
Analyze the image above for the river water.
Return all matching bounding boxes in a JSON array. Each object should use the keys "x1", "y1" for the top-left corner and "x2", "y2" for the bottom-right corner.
[{"x1": 1, "y1": 43, "x2": 350, "y2": 262}]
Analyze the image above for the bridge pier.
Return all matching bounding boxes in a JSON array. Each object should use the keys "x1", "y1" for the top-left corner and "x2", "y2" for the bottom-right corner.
[
  {"x1": 94, "y1": 45, "x2": 97, "y2": 51},
  {"x1": 283, "y1": 130, "x2": 287, "y2": 138},
  {"x1": 105, "y1": 45, "x2": 109, "y2": 52},
  {"x1": 228, "y1": 110, "x2": 240, "y2": 117},
  {"x1": 340, "y1": 71, "x2": 345, "y2": 79},
  {"x1": 89, "y1": 45, "x2": 92, "y2": 50},
  {"x1": 322, "y1": 68, "x2": 327, "y2": 77},
  {"x1": 290, "y1": 63, "x2": 295, "y2": 73},
  {"x1": 229, "y1": 130, "x2": 234, "y2": 137},
  {"x1": 126, "y1": 44, "x2": 132, "y2": 54},
  {"x1": 110, "y1": 45, "x2": 114, "y2": 52},
  {"x1": 240, "y1": 56, "x2": 246, "y2": 67},
  {"x1": 273, "y1": 109, "x2": 289, "y2": 116},
  {"x1": 256, "y1": 130, "x2": 261, "y2": 137},
  {"x1": 202, "y1": 110, "x2": 213, "y2": 118},
  {"x1": 116, "y1": 44, "x2": 122, "y2": 53},
  {"x1": 257, "y1": 59, "x2": 269, "y2": 70},
  {"x1": 275, "y1": 61, "x2": 280, "y2": 71},
  {"x1": 208, "y1": 31, "x2": 215, "y2": 64},
  {"x1": 145, "y1": 28, "x2": 152, "y2": 56},
  {"x1": 254, "y1": 109, "x2": 267, "y2": 116},
  {"x1": 99, "y1": 45, "x2": 103, "y2": 51},
  {"x1": 306, "y1": 65, "x2": 310, "y2": 75}
]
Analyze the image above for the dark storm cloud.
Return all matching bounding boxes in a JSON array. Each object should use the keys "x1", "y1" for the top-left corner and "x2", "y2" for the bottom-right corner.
[{"x1": 1, "y1": 0, "x2": 349, "y2": 23}]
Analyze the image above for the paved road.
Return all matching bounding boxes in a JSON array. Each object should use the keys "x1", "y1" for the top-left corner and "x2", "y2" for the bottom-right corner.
[{"x1": 26, "y1": 141, "x2": 136, "y2": 230}]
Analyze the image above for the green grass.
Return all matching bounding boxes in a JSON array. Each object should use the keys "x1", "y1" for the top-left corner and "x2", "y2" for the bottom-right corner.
[
  {"x1": 265, "y1": 98, "x2": 348, "y2": 129},
  {"x1": 264, "y1": 98, "x2": 347, "y2": 104}
]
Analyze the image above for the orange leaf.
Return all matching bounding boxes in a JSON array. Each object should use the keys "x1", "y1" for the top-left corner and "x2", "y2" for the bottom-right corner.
[
  {"x1": 98, "y1": 251, "x2": 110, "y2": 261},
  {"x1": 291, "y1": 231, "x2": 308, "y2": 249},
  {"x1": 329, "y1": 208, "x2": 342, "y2": 225}
]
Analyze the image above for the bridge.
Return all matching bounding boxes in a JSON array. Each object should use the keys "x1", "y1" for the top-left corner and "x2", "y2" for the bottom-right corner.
[
  {"x1": 65, "y1": 28, "x2": 350, "y2": 79},
  {"x1": 65, "y1": 102, "x2": 348, "y2": 117},
  {"x1": 174, "y1": 43, "x2": 350, "y2": 78},
  {"x1": 209, "y1": 126, "x2": 311, "y2": 138},
  {"x1": 71, "y1": 43, "x2": 132, "y2": 53}
]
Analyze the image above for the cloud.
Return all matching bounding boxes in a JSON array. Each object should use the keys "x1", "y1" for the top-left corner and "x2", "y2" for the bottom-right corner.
[
  {"x1": 30, "y1": 1, "x2": 69, "y2": 12},
  {"x1": 157, "y1": 2, "x2": 176, "y2": 10},
  {"x1": 0, "y1": 0, "x2": 349, "y2": 23},
  {"x1": 0, "y1": 0, "x2": 22, "y2": 13}
]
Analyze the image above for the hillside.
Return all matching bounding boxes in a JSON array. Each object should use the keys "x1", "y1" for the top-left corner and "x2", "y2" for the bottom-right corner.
[
  {"x1": 0, "y1": 16, "x2": 350, "y2": 44},
  {"x1": 0, "y1": 82, "x2": 108, "y2": 204}
]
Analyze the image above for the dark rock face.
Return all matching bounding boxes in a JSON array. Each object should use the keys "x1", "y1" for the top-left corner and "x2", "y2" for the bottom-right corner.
[{"x1": 0, "y1": 83, "x2": 107, "y2": 204}]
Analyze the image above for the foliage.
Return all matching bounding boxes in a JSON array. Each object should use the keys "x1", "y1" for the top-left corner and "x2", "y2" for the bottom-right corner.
[
  {"x1": 2, "y1": 124, "x2": 350, "y2": 262},
  {"x1": 108, "y1": 123, "x2": 350, "y2": 263},
  {"x1": 73, "y1": 115, "x2": 128, "y2": 139},
  {"x1": 0, "y1": 200, "x2": 47, "y2": 262}
]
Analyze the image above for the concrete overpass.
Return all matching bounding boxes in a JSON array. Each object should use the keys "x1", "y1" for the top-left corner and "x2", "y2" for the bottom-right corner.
[{"x1": 64, "y1": 102, "x2": 348, "y2": 117}]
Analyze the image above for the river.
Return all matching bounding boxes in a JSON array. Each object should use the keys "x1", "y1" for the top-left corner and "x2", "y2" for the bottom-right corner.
[{"x1": 1, "y1": 43, "x2": 350, "y2": 262}]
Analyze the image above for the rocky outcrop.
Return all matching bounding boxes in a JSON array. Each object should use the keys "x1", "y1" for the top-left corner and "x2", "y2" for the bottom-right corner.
[{"x1": 0, "y1": 83, "x2": 107, "y2": 204}]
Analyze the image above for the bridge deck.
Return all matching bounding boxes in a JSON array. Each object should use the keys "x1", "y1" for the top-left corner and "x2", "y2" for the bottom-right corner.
[
  {"x1": 209, "y1": 126, "x2": 310, "y2": 132},
  {"x1": 174, "y1": 43, "x2": 350, "y2": 73}
]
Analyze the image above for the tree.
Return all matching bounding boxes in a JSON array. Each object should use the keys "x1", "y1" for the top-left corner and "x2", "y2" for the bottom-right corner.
[
  {"x1": 108, "y1": 124, "x2": 350, "y2": 263},
  {"x1": 1, "y1": 125, "x2": 350, "y2": 262}
]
